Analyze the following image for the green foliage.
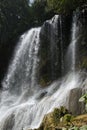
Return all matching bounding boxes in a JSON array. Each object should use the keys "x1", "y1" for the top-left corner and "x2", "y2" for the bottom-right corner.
[
  {"x1": 80, "y1": 125, "x2": 87, "y2": 130},
  {"x1": 79, "y1": 94, "x2": 87, "y2": 102},
  {"x1": 69, "y1": 125, "x2": 87, "y2": 130},
  {"x1": 46, "y1": 0, "x2": 87, "y2": 14},
  {"x1": 79, "y1": 94, "x2": 87, "y2": 112},
  {"x1": 0, "y1": 0, "x2": 34, "y2": 43},
  {"x1": 31, "y1": 0, "x2": 55, "y2": 25},
  {"x1": 31, "y1": 0, "x2": 47, "y2": 24},
  {"x1": 69, "y1": 126, "x2": 79, "y2": 130},
  {"x1": 63, "y1": 114, "x2": 73, "y2": 123},
  {"x1": 53, "y1": 106, "x2": 69, "y2": 119},
  {"x1": 53, "y1": 108, "x2": 61, "y2": 123},
  {"x1": 0, "y1": 0, "x2": 55, "y2": 44},
  {"x1": 53, "y1": 106, "x2": 70, "y2": 125}
]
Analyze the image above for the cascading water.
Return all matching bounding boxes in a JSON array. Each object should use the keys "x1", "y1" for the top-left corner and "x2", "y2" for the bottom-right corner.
[
  {"x1": 2, "y1": 28, "x2": 41, "y2": 92},
  {"x1": 0, "y1": 14, "x2": 86, "y2": 130},
  {"x1": 66, "y1": 14, "x2": 79, "y2": 73},
  {"x1": 60, "y1": 16, "x2": 64, "y2": 75}
]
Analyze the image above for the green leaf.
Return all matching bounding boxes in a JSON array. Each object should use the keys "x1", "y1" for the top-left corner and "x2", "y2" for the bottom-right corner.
[
  {"x1": 79, "y1": 96, "x2": 85, "y2": 102},
  {"x1": 69, "y1": 126, "x2": 79, "y2": 130},
  {"x1": 79, "y1": 94, "x2": 87, "y2": 102},
  {"x1": 80, "y1": 125, "x2": 87, "y2": 130}
]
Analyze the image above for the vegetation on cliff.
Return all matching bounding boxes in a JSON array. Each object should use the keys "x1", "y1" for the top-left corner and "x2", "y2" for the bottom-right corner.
[
  {"x1": 28, "y1": 94, "x2": 87, "y2": 130},
  {"x1": 34, "y1": 107, "x2": 87, "y2": 130},
  {"x1": 46, "y1": 0, "x2": 87, "y2": 14}
]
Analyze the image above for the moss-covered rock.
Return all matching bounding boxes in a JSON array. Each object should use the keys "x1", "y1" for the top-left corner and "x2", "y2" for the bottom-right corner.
[
  {"x1": 32, "y1": 107, "x2": 87, "y2": 130},
  {"x1": 33, "y1": 107, "x2": 72, "y2": 130}
]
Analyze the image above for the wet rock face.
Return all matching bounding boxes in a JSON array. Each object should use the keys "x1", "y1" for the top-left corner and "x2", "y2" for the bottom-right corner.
[
  {"x1": 68, "y1": 88, "x2": 83, "y2": 115},
  {"x1": 76, "y1": 7, "x2": 87, "y2": 71},
  {"x1": 39, "y1": 15, "x2": 60, "y2": 86},
  {"x1": 38, "y1": 9, "x2": 87, "y2": 87},
  {"x1": 38, "y1": 15, "x2": 72, "y2": 87}
]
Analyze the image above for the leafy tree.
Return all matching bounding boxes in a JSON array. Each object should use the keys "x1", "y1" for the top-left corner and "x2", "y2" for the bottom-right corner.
[
  {"x1": 46, "y1": 0, "x2": 87, "y2": 14},
  {"x1": 0, "y1": 0, "x2": 34, "y2": 44},
  {"x1": 31, "y1": 0, "x2": 55, "y2": 25}
]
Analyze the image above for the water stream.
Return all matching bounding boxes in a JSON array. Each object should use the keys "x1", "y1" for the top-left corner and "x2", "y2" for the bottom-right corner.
[
  {"x1": 0, "y1": 14, "x2": 85, "y2": 130},
  {"x1": 66, "y1": 14, "x2": 79, "y2": 73}
]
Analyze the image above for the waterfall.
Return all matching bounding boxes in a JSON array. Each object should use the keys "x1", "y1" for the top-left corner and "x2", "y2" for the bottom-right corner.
[
  {"x1": 2, "y1": 28, "x2": 41, "y2": 93},
  {"x1": 0, "y1": 73, "x2": 83, "y2": 130},
  {"x1": 60, "y1": 16, "x2": 64, "y2": 75},
  {"x1": 0, "y1": 14, "x2": 85, "y2": 130},
  {"x1": 66, "y1": 14, "x2": 79, "y2": 73}
]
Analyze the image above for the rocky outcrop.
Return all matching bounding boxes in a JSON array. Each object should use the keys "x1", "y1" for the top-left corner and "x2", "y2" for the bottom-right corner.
[
  {"x1": 76, "y1": 6, "x2": 87, "y2": 71},
  {"x1": 38, "y1": 14, "x2": 72, "y2": 87},
  {"x1": 38, "y1": 7, "x2": 87, "y2": 87},
  {"x1": 68, "y1": 88, "x2": 84, "y2": 115},
  {"x1": 34, "y1": 108, "x2": 87, "y2": 130}
]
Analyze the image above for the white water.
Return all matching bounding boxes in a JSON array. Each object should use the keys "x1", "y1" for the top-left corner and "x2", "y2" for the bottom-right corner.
[
  {"x1": 66, "y1": 14, "x2": 79, "y2": 73},
  {"x1": 0, "y1": 72, "x2": 83, "y2": 130},
  {"x1": 0, "y1": 15, "x2": 84, "y2": 130},
  {"x1": 60, "y1": 16, "x2": 64, "y2": 75},
  {"x1": 2, "y1": 28, "x2": 41, "y2": 92}
]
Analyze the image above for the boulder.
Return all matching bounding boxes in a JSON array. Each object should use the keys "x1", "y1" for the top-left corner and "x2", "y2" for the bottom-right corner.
[{"x1": 68, "y1": 88, "x2": 84, "y2": 115}]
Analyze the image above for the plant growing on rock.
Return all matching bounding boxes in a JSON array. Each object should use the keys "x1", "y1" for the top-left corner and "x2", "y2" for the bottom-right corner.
[
  {"x1": 69, "y1": 126, "x2": 79, "y2": 130},
  {"x1": 61, "y1": 114, "x2": 74, "y2": 126},
  {"x1": 80, "y1": 125, "x2": 87, "y2": 130},
  {"x1": 69, "y1": 125, "x2": 87, "y2": 130},
  {"x1": 52, "y1": 106, "x2": 70, "y2": 125},
  {"x1": 79, "y1": 93, "x2": 87, "y2": 112}
]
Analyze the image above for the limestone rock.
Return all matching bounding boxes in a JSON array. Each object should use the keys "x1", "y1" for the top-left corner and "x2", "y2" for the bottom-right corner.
[{"x1": 68, "y1": 88, "x2": 84, "y2": 115}]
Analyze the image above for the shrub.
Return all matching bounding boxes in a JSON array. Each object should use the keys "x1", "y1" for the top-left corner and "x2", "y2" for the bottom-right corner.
[{"x1": 79, "y1": 93, "x2": 87, "y2": 112}]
